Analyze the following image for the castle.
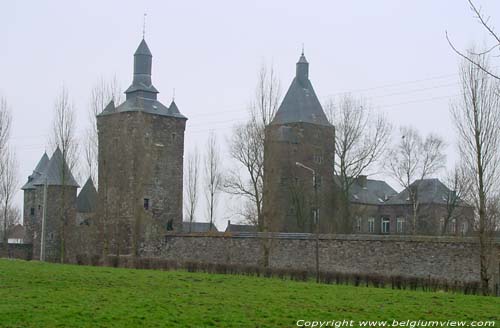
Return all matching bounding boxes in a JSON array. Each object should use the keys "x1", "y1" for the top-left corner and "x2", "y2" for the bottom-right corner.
[{"x1": 20, "y1": 37, "x2": 473, "y2": 262}]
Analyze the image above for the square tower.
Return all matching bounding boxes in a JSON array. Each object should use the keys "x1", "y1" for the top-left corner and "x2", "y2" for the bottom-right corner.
[{"x1": 97, "y1": 39, "x2": 187, "y2": 256}]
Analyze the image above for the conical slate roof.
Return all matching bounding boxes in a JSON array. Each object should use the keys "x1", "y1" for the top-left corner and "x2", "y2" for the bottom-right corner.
[
  {"x1": 135, "y1": 39, "x2": 152, "y2": 56},
  {"x1": 169, "y1": 100, "x2": 180, "y2": 115},
  {"x1": 76, "y1": 177, "x2": 97, "y2": 213},
  {"x1": 33, "y1": 148, "x2": 79, "y2": 187},
  {"x1": 21, "y1": 153, "x2": 50, "y2": 190},
  {"x1": 270, "y1": 53, "x2": 331, "y2": 127}
]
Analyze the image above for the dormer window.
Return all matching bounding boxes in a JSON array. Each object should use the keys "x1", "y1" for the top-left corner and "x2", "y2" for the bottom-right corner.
[{"x1": 143, "y1": 198, "x2": 150, "y2": 210}]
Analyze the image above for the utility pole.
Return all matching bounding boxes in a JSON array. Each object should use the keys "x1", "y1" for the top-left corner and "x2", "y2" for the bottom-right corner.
[
  {"x1": 40, "y1": 177, "x2": 48, "y2": 261},
  {"x1": 295, "y1": 162, "x2": 320, "y2": 283}
]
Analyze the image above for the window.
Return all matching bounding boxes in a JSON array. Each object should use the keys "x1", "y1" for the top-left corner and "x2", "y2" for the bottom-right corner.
[
  {"x1": 396, "y1": 218, "x2": 404, "y2": 233},
  {"x1": 143, "y1": 198, "x2": 150, "y2": 210},
  {"x1": 461, "y1": 222, "x2": 467, "y2": 235},
  {"x1": 450, "y1": 219, "x2": 456, "y2": 234},
  {"x1": 314, "y1": 175, "x2": 322, "y2": 188},
  {"x1": 381, "y1": 217, "x2": 390, "y2": 234},
  {"x1": 356, "y1": 217, "x2": 362, "y2": 232},
  {"x1": 439, "y1": 217, "x2": 445, "y2": 232},
  {"x1": 368, "y1": 218, "x2": 375, "y2": 233},
  {"x1": 171, "y1": 133, "x2": 177, "y2": 143},
  {"x1": 314, "y1": 154, "x2": 323, "y2": 164},
  {"x1": 30, "y1": 207, "x2": 35, "y2": 216}
]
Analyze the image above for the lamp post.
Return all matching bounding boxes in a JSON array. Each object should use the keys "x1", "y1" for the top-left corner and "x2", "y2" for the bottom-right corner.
[{"x1": 295, "y1": 161, "x2": 320, "y2": 283}]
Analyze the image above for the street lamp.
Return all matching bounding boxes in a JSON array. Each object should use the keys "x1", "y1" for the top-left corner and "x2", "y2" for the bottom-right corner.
[{"x1": 295, "y1": 161, "x2": 320, "y2": 283}]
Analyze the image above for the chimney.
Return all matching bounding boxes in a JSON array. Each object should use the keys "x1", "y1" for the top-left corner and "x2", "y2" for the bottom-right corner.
[{"x1": 357, "y1": 175, "x2": 367, "y2": 188}]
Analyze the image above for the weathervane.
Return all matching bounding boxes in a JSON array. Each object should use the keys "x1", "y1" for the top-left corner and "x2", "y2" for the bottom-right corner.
[
  {"x1": 143, "y1": 13, "x2": 147, "y2": 39},
  {"x1": 301, "y1": 43, "x2": 304, "y2": 56}
]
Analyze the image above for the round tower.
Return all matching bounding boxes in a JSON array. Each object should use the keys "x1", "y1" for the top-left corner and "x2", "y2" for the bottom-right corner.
[{"x1": 263, "y1": 53, "x2": 336, "y2": 233}]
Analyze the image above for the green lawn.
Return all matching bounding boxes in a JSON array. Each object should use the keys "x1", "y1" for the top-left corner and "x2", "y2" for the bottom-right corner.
[{"x1": 0, "y1": 259, "x2": 498, "y2": 327}]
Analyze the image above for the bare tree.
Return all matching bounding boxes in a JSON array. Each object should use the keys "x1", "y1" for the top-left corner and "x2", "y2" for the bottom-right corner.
[
  {"x1": 1, "y1": 150, "x2": 18, "y2": 244},
  {"x1": 225, "y1": 63, "x2": 281, "y2": 231},
  {"x1": 50, "y1": 87, "x2": 78, "y2": 263},
  {"x1": 386, "y1": 126, "x2": 446, "y2": 234},
  {"x1": 0, "y1": 97, "x2": 13, "y2": 244},
  {"x1": 446, "y1": 0, "x2": 500, "y2": 81},
  {"x1": 205, "y1": 131, "x2": 222, "y2": 230},
  {"x1": 325, "y1": 95, "x2": 391, "y2": 232},
  {"x1": 0, "y1": 97, "x2": 11, "y2": 158},
  {"x1": 85, "y1": 76, "x2": 123, "y2": 184},
  {"x1": 184, "y1": 148, "x2": 200, "y2": 232},
  {"x1": 451, "y1": 52, "x2": 500, "y2": 295},
  {"x1": 442, "y1": 164, "x2": 473, "y2": 235}
]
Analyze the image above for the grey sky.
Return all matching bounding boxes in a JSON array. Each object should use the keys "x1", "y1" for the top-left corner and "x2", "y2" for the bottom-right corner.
[{"x1": 2, "y1": 0, "x2": 499, "y2": 229}]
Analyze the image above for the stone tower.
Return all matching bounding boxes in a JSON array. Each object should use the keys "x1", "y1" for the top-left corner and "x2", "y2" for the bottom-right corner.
[
  {"x1": 97, "y1": 38, "x2": 187, "y2": 256},
  {"x1": 21, "y1": 152, "x2": 49, "y2": 245},
  {"x1": 262, "y1": 52, "x2": 336, "y2": 233},
  {"x1": 22, "y1": 148, "x2": 79, "y2": 262}
]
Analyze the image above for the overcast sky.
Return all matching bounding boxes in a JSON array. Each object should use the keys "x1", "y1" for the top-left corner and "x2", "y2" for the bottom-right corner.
[{"x1": 2, "y1": 0, "x2": 499, "y2": 229}]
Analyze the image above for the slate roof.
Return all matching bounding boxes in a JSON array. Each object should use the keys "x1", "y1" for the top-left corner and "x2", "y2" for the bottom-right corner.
[
  {"x1": 98, "y1": 38, "x2": 186, "y2": 120},
  {"x1": 134, "y1": 38, "x2": 152, "y2": 56},
  {"x1": 100, "y1": 96, "x2": 186, "y2": 119},
  {"x1": 76, "y1": 177, "x2": 97, "y2": 213},
  {"x1": 182, "y1": 221, "x2": 219, "y2": 233},
  {"x1": 32, "y1": 148, "x2": 79, "y2": 187},
  {"x1": 270, "y1": 53, "x2": 331, "y2": 127},
  {"x1": 21, "y1": 153, "x2": 50, "y2": 190},
  {"x1": 385, "y1": 178, "x2": 467, "y2": 206},
  {"x1": 225, "y1": 222, "x2": 258, "y2": 233},
  {"x1": 348, "y1": 177, "x2": 398, "y2": 205}
]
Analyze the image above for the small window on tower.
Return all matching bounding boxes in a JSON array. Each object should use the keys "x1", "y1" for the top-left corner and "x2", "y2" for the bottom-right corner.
[
  {"x1": 30, "y1": 208, "x2": 35, "y2": 216},
  {"x1": 171, "y1": 133, "x2": 177, "y2": 143},
  {"x1": 314, "y1": 154, "x2": 323, "y2": 164},
  {"x1": 144, "y1": 198, "x2": 150, "y2": 210}
]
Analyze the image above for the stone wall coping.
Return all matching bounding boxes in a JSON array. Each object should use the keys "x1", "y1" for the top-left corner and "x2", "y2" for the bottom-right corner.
[{"x1": 165, "y1": 232, "x2": 500, "y2": 245}]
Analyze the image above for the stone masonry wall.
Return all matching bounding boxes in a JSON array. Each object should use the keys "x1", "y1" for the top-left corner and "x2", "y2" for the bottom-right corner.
[
  {"x1": 97, "y1": 111, "x2": 185, "y2": 256},
  {"x1": 140, "y1": 233, "x2": 500, "y2": 285}
]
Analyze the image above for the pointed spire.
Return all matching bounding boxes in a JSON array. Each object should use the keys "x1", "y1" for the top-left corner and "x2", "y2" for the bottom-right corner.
[
  {"x1": 270, "y1": 53, "x2": 331, "y2": 127},
  {"x1": 296, "y1": 50, "x2": 309, "y2": 84},
  {"x1": 124, "y1": 38, "x2": 158, "y2": 100},
  {"x1": 77, "y1": 177, "x2": 98, "y2": 213},
  {"x1": 21, "y1": 152, "x2": 50, "y2": 190},
  {"x1": 169, "y1": 100, "x2": 180, "y2": 114},
  {"x1": 33, "y1": 147, "x2": 79, "y2": 187}
]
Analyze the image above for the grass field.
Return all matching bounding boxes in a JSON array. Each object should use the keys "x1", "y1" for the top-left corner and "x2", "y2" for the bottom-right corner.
[{"x1": 0, "y1": 259, "x2": 499, "y2": 327}]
